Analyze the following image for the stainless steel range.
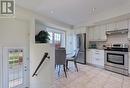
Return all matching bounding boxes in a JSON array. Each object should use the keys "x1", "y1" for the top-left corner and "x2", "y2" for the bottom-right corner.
[{"x1": 104, "y1": 44, "x2": 129, "y2": 76}]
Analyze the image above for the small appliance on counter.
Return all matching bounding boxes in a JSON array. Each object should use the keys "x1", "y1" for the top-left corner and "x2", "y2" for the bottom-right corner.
[{"x1": 104, "y1": 44, "x2": 129, "y2": 76}]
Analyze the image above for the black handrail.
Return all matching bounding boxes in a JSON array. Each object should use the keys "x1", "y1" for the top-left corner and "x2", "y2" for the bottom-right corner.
[{"x1": 32, "y1": 52, "x2": 50, "y2": 77}]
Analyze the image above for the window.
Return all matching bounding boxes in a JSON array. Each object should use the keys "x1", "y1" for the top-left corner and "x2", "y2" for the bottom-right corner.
[
  {"x1": 8, "y1": 49, "x2": 24, "y2": 88},
  {"x1": 54, "y1": 33, "x2": 61, "y2": 44},
  {"x1": 48, "y1": 32, "x2": 53, "y2": 43},
  {"x1": 46, "y1": 27, "x2": 65, "y2": 48}
]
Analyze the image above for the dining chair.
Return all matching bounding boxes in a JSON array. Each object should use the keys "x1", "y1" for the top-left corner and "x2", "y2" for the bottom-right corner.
[
  {"x1": 55, "y1": 48, "x2": 67, "y2": 77},
  {"x1": 66, "y1": 49, "x2": 79, "y2": 72}
]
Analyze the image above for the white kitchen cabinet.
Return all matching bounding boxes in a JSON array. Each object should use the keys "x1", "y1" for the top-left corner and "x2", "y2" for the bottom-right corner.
[
  {"x1": 88, "y1": 27, "x2": 94, "y2": 41},
  {"x1": 92, "y1": 50, "x2": 104, "y2": 67},
  {"x1": 94, "y1": 25, "x2": 107, "y2": 41},
  {"x1": 93, "y1": 26, "x2": 100, "y2": 41},
  {"x1": 87, "y1": 49, "x2": 104, "y2": 67},
  {"x1": 107, "y1": 22, "x2": 116, "y2": 31},
  {"x1": 88, "y1": 25, "x2": 107, "y2": 41},
  {"x1": 87, "y1": 49, "x2": 93, "y2": 64},
  {"x1": 107, "y1": 20, "x2": 128, "y2": 31},
  {"x1": 116, "y1": 20, "x2": 128, "y2": 30},
  {"x1": 100, "y1": 25, "x2": 107, "y2": 41}
]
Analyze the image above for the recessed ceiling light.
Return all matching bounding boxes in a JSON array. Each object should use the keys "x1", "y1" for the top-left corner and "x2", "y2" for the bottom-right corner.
[{"x1": 50, "y1": 10, "x2": 54, "y2": 14}]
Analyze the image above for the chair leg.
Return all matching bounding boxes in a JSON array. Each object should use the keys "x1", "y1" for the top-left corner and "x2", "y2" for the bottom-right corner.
[
  {"x1": 63, "y1": 65, "x2": 67, "y2": 78},
  {"x1": 66, "y1": 60, "x2": 69, "y2": 70},
  {"x1": 58, "y1": 65, "x2": 61, "y2": 76},
  {"x1": 74, "y1": 61, "x2": 78, "y2": 72}
]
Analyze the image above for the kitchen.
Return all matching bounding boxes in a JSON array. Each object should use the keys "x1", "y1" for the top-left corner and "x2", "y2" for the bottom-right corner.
[
  {"x1": 65, "y1": 17, "x2": 130, "y2": 76},
  {"x1": 1, "y1": 0, "x2": 130, "y2": 88},
  {"x1": 84, "y1": 19, "x2": 130, "y2": 75}
]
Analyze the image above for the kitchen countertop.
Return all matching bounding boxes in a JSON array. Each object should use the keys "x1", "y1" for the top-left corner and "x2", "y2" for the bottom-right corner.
[{"x1": 88, "y1": 48, "x2": 104, "y2": 50}]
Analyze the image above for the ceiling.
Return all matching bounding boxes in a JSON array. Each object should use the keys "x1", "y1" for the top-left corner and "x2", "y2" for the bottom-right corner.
[{"x1": 16, "y1": 0, "x2": 130, "y2": 27}]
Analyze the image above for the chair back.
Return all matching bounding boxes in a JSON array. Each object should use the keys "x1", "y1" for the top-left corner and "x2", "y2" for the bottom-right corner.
[
  {"x1": 55, "y1": 48, "x2": 66, "y2": 65},
  {"x1": 73, "y1": 49, "x2": 79, "y2": 60}
]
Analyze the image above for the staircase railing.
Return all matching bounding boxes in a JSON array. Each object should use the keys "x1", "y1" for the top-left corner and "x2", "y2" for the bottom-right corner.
[{"x1": 32, "y1": 52, "x2": 50, "y2": 77}]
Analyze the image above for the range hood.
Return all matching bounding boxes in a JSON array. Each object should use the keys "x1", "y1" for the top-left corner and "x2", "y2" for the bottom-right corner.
[{"x1": 106, "y1": 29, "x2": 128, "y2": 35}]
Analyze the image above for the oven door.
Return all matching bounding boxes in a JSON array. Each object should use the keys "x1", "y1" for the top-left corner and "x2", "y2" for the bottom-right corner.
[{"x1": 105, "y1": 51, "x2": 128, "y2": 69}]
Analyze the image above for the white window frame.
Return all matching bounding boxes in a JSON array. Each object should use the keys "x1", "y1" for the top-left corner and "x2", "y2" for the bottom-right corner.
[{"x1": 46, "y1": 26, "x2": 66, "y2": 47}]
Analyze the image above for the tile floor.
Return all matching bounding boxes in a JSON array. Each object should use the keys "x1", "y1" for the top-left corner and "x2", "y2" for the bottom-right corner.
[{"x1": 51, "y1": 63, "x2": 130, "y2": 88}]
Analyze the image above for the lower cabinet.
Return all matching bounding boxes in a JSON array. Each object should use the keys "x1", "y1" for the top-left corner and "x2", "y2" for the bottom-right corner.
[{"x1": 87, "y1": 49, "x2": 104, "y2": 67}]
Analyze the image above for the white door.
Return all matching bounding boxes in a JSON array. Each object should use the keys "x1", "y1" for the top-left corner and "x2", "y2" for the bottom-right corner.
[{"x1": 3, "y1": 47, "x2": 28, "y2": 88}]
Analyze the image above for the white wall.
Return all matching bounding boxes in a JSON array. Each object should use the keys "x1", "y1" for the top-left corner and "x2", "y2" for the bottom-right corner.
[
  {"x1": 35, "y1": 20, "x2": 47, "y2": 35},
  {"x1": 0, "y1": 45, "x2": 2, "y2": 88},
  {"x1": 0, "y1": 19, "x2": 30, "y2": 88},
  {"x1": 30, "y1": 44, "x2": 55, "y2": 88},
  {"x1": 29, "y1": 13, "x2": 55, "y2": 88},
  {"x1": 0, "y1": 5, "x2": 71, "y2": 88},
  {"x1": 0, "y1": 19, "x2": 29, "y2": 47}
]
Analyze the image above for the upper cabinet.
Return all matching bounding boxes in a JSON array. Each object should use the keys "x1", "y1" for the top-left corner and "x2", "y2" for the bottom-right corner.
[
  {"x1": 107, "y1": 20, "x2": 129, "y2": 31},
  {"x1": 96, "y1": 25, "x2": 107, "y2": 41},
  {"x1": 88, "y1": 27, "x2": 94, "y2": 41},
  {"x1": 116, "y1": 20, "x2": 129, "y2": 30},
  {"x1": 88, "y1": 25, "x2": 107, "y2": 41},
  {"x1": 107, "y1": 22, "x2": 116, "y2": 31}
]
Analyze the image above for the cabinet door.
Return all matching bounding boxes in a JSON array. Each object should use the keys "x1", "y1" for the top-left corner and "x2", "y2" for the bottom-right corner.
[
  {"x1": 116, "y1": 20, "x2": 128, "y2": 30},
  {"x1": 93, "y1": 25, "x2": 107, "y2": 41},
  {"x1": 107, "y1": 23, "x2": 116, "y2": 31},
  {"x1": 93, "y1": 26, "x2": 100, "y2": 41},
  {"x1": 87, "y1": 50, "x2": 92, "y2": 64},
  {"x1": 99, "y1": 25, "x2": 107, "y2": 41},
  {"x1": 93, "y1": 50, "x2": 104, "y2": 67}
]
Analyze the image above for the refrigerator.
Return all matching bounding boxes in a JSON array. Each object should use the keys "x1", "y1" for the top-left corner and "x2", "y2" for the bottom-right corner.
[{"x1": 76, "y1": 33, "x2": 86, "y2": 64}]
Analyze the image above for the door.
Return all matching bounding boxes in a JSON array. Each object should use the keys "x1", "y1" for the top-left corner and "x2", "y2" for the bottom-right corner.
[{"x1": 3, "y1": 47, "x2": 27, "y2": 88}]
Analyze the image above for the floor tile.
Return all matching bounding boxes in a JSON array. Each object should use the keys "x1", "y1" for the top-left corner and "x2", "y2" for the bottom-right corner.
[{"x1": 51, "y1": 63, "x2": 130, "y2": 88}]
